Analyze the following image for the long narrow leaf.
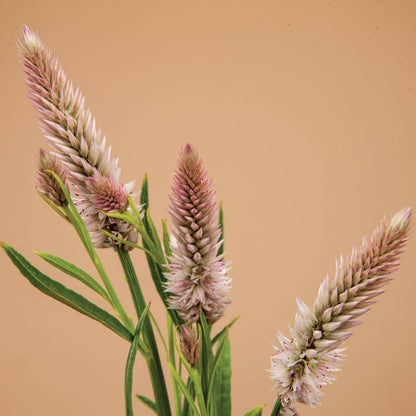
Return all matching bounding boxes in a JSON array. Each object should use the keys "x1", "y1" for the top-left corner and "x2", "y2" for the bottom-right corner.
[
  {"x1": 207, "y1": 329, "x2": 229, "y2": 406},
  {"x1": 208, "y1": 336, "x2": 232, "y2": 416},
  {"x1": 211, "y1": 317, "x2": 240, "y2": 345},
  {"x1": 145, "y1": 209, "x2": 164, "y2": 259},
  {"x1": 140, "y1": 173, "x2": 149, "y2": 210},
  {"x1": 38, "y1": 193, "x2": 68, "y2": 220},
  {"x1": 168, "y1": 361, "x2": 200, "y2": 416},
  {"x1": 100, "y1": 229, "x2": 159, "y2": 262},
  {"x1": 35, "y1": 252, "x2": 110, "y2": 302},
  {"x1": 198, "y1": 310, "x2": 214, "y2": 399},
  {"x1": 136, "y1": 395, "x2": 157, "y2": 414},
  {"x1": 1, "y1": 242, "x2": 132, "y2": 342},
  {"x1": 125, "y1": 305, "x2": 150, "y2": 416},
  {"x1": 162, "y1": 219, "x2": 172, "y2": 258},
  {"x1": 46, "y1": 171, "x2": 134, "y2": 333}
]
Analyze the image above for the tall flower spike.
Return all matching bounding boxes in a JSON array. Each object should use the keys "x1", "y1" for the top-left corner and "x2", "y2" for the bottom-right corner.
[
  {"x1": 18, "y1": 26, "x2": 138, "y2": 249},
  {"x1": 269, "y1": 208, "x2": 412, "y2": 416},
  {"x1": 165, "y1": 144, "x2": 232, "y2": 323}
]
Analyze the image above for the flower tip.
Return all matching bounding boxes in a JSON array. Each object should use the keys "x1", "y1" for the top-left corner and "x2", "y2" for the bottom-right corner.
[
  {"x1": 19, "y1": 25, "x2": 42, "y2": 53},
  {"x1": 184, "y1": 143, "x2": 193, "y2": 154},
  {"x1": 390, "y1": 207, "x2": 412, "y2": 232}
]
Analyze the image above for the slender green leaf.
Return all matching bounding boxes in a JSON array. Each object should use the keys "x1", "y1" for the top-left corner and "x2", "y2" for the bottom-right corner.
[
  {"x1": 117, "y1": 248, "x2": 172, "y2": 416},
  {"x1": 38, "y1": 193, "x2": 68, "y2": 220},
  {"x1": 35, "y1": 252, "x2": 110, "y2": 302},
  {"x1": 145, "y1": 210, "x2": 164, "y2": 258},
  {"x1": 208, "y1": 336, "x2": 232, "y2": 416},
  {"x1": 182, "y1": 377, "x2": 195, "y2": 416},
  {"x1": 140, "y1": 173, "x2": 149, "y2": 210},
  {"x1": 125, "y1": 305, "x2": 150, "y2": 416},
  {"x1": 198, "y1": 310, "x2": 214, "y2": 399},
  {"x1": 100, "y1": 229, "x2": 159, "y2": 262},
  {"x1": 162, "y1": 219, "x2": 172, "y2": 258},
  {"x1": 244, "y1": 404, "x2": 265, "y2": 416},
  {"x1": 167, "y1": 314, "x2": 181, "y2": 416},
  {"x1": 211, "y1": 316, "x2": 240, "y2": 345},
  {"x1": 178, "y1": 357, "x2": 208, "y2": 416},
  {"x1": 136, "y1": 395, "x2": 157, "y2": 414},
  {"x1": 168, "y1": 361, "x2": 200, "y2": 416},
  {"x1": 1, "y1": 242, "x2": 132, "y2": 342},
  {"x1": 207, "y1": 329, "x2": 229, "y2": 405},
  {"x1": 47, "y1": 171, "x2": 134, "y2": 333}
]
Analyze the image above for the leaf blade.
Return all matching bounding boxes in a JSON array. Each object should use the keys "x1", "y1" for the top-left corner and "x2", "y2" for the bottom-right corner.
[
  {"x1": 35, "y1": 251, "x2": 110, "y2": 302},
  {"x1": 2, "y1": 242, "x2": 132, "y2": 342}
]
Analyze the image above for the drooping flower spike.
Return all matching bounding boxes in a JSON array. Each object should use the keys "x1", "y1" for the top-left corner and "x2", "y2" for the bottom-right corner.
[
  {"x1": 18, "y1": 26, "x2": 137, "y2": 249},
  {"x1": 269, "y1": 208, "x2": 412, "y2": 416},
  {"x1": 165, "y1": 144, "x2": 232, "y2": 324}
]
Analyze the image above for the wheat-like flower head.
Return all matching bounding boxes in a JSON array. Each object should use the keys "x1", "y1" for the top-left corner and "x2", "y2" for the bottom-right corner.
[
  {"x1": 269, "y1": 208, "x2": 412, "y2": 415},
  {"x1": 164, "y1": 144, "x2": 232, "y2": 323},
  {"x1": 18, "y1": 26, "x2": 138, "y2": 249}
]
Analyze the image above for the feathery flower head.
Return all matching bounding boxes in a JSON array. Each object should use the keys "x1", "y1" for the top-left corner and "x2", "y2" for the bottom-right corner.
[
  {"x1": 269, "y1": 208, "x2": 412, "y2": 415},
  {"x1": 179, "y1": 325, "x2": 201, "y2": 367},
  {"x1": 36, "y1": 149, "x2": 68, "y2": 206},
  {"x1": 165, "y1": 144, "x2": 232, "y2": 324},
  {"x1": 78, "y1": 173, "x2": 138, "y2": 249},
  {"x1": 18, "y1": 26, "x2": 138, "y2": 249}
]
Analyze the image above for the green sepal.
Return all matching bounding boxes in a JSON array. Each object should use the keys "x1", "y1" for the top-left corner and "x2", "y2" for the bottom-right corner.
[
  {"x1": 136, "y1": 395, "x2": 157, "y2": 414},
  {"x1": 35, "y1": 251, "x2": 111, "y2": 303},
  {"x1": 244, "y1": 404, "x2": 265, "y2": 416},
  {"x1": 1, "y1": 242, "x2": 132, "y2": 342},
  {"x1": 125, "y1": 304, "x2": 150, "y2": 416}
]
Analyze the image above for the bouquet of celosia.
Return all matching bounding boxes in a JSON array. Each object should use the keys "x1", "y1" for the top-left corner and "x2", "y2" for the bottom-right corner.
[{"x1": 3, "y1": 26, "x2": 412, "y2": 416}]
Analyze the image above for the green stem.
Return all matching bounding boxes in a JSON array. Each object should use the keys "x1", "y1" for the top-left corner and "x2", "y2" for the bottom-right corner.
[
  {"x1": 62, "y1": 205, "x2": 134, "y2": 334},
  {"x1": 117, "y1": 247, "x2": 172, "y2": 416},
  {"x1": 167, "y1": 313, "x2": 181, "y2": 416},
  {"x1": 271, "y1": 397, "x2": 282, "y2": 416}
]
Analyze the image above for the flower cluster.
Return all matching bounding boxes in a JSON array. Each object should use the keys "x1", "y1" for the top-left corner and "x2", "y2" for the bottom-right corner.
[
  {"x1": 19, "y1": 26, "x2": 137, "y2": 249},
  {"x1": 164, "y1": 144, "x2": 232, "y2": 323},
  {"x1": 269, "y1": 208, "x2": 411, "y2": 415}
]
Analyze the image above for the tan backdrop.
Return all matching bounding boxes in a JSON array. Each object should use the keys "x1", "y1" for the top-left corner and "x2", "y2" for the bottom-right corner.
[{"x1": 1, "y1": 1, "x2": 415, "y2": 415}]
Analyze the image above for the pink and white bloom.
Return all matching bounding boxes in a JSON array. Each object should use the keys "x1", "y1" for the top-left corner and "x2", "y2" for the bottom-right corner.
[
  {"x1": 165, "y1": 144, "x2": 231, "y2": 324},
  {"x1": 18, "y1": 26, "x2": 137, "y2": 249},
  {"x1": 269, "y1": 208, "x2": 411, "y2": 415}
]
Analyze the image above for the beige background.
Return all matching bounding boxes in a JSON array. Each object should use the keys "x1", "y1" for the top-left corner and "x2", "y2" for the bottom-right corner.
[{"x1": 1, "y1": 1, "x2": 415, "y2": 415}]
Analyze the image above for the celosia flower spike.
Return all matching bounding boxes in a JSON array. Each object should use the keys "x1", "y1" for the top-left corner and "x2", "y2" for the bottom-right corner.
[
  {"x1": 18, "y1": 26, "x2": 138, "y2": 249},
  {"x1": 36, "y1": 149, "x2": 68, "y2": 206},
  {"x1": 165, "y1": 144, "x2": 232, "y2": 324},
  {"x1": 179, "y1": 325, "x2": 201, "y2": 367},
  {"x1": 269, "y1": 208, "x2": 412, "y2": 416}
]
